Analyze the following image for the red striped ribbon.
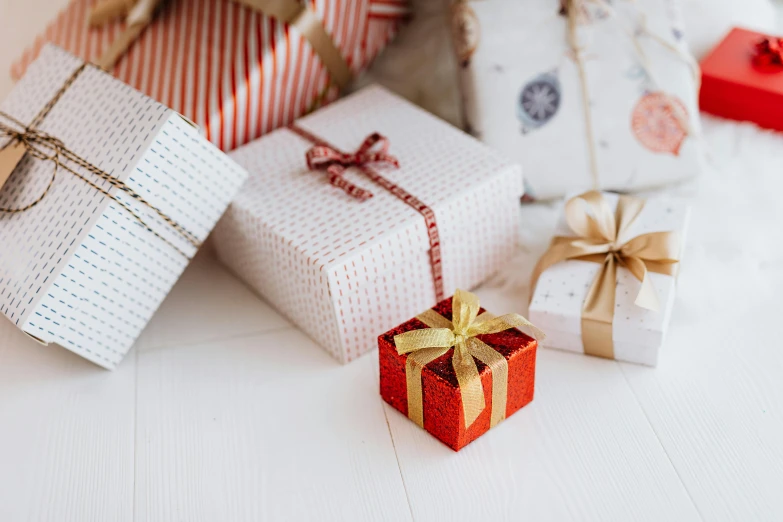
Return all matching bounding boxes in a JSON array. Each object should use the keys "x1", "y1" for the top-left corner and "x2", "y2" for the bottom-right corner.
[{"x1": 289, "y1": 123, "x2": 445, "y2": 302}]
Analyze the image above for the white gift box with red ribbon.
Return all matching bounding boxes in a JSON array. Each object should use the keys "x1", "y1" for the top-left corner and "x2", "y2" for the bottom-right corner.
[{"x1": 213, "y1": 85, "x2": 524, "y2": 363}]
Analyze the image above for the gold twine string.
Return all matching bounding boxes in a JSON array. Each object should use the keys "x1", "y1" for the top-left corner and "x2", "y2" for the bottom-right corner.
[
  {"x1": 590, "y1": 0, "x2": 699, "y2": 135},
  {"x1": 566, "y1": 0, "x2": 601, "y2": 189},
  {"x1": 565, "y1": 0, "x2": 701, "y2": 189},
  {"x1": 0, "y1": 63, "x2": 202, "y2": 259}
]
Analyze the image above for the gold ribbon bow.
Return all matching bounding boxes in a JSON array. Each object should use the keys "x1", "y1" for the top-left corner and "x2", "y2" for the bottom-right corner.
[
  {"x1": 87, "y1": 0, "x2": 353, "y2": 89},
  {"x1": 394, "y1": 289, "x2": 543, "y2": 429},
  {"x1": 530, "y1": 191, "x2": 680, "y2": 359}
]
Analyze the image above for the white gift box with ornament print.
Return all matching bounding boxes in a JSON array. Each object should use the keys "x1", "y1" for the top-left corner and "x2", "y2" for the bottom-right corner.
[
  {"x1": 213, "y1": 85, "x2": 524, "y2": 364},
  {"x1": 528, "y1": 192, "x2": 690, "y2": 366},
  {"x1": 0, "y1": 46, "x2": 248, "y2": 369},
  {"x1": 451, "y1": 0, "x2": 704, "y2": 200}
]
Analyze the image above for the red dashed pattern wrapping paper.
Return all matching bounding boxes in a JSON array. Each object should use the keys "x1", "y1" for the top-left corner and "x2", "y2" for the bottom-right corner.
[{"x1": 213, "y1": 85, "x2": 524, "y2": 363}]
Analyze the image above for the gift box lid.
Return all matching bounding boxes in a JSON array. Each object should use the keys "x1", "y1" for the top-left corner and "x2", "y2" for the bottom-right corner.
[
  {"x1": 0, "y1": 45, "x2": 248, "y2": 368},
  {"x1": 529, "y1": 192, "x2": 690, "y2": 349},
  {"x1": 227, "y1": 85, "x2": 524, "y2": 294},
  {"x1": 699, "y1": 27, "x2": 783, "y2": 129},
  {"x1": 701, "y1": 27, "x2": 783, "y2": 95}
]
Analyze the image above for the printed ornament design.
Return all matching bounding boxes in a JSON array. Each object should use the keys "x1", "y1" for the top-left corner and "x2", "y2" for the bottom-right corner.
[
  {"x1": 518, "y1": 70, "x2": 562, "y2": 133},
  {"x1": 631, "y1": 91, "x2": 688, "y2": 155},
  {"x1": 451, "y1": 2, "x2": 480, "y2": 67}
]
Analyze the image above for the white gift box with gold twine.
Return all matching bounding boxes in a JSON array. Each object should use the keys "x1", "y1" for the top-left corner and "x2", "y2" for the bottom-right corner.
[
  {"x1": 451, "y1": 0, "x2": 703, "y2": 200},
  {"x1": 528, "y1": 191, "x2": 690, "y2": 366},
  {"x1": 0, "y1": 45, "x2": 248, "y2": 369}
]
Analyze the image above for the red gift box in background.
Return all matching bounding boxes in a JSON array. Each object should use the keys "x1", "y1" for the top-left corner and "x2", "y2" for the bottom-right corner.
[
  {"x1": 379, "y1": 293, "x2": 538, "y2": 451},
  {"x1": 700, "y1": 27, "x2": 783, "y2": 131},
  {"x1": 12, "y1": 0, "x2": 407, "y2": 152}
]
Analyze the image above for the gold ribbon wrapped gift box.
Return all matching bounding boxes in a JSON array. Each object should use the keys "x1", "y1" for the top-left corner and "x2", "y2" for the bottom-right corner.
[
  {"x1": 528, "y1": 191, "x2": 690, "y2": 367},
  {"x1": 379, "y1": 289, "x2": 542, "y2": 451}
]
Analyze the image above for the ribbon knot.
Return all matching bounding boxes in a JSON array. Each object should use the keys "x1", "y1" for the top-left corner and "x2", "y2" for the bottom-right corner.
[
  {"x1": 754, "y1": 36, "x2": 783, "y2": 69},
  {"x1": 453, "y1": 332, "x2": 468, "y2": 345},
  {"x1": 531, "y1": 191, "x2": 681, "y2": 359},
  {"x1": 304, "y1": 132, "x2": 399, "y2": 201},
  {"x1": 0, "y1": 121, "x2": 64, "y2": 162},
  {"x1": 394, "y1": 289, "x2": 543, "y2": 429},
  {"x1": 0, "y1": 63, "x2": 202, "y2": 258}
]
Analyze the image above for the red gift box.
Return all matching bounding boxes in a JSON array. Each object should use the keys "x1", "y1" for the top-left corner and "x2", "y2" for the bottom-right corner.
[
  {"x1": 379, "y1": 291, "x2": 538, "y2": 451},
  {"x1": 700, "y1": 27, "x2": 783, "y2": 131}
]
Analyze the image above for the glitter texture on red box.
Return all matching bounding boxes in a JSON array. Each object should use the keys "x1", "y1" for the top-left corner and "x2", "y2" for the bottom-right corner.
[
  {"x1": 379, "y1": 293, "x2": 538, "y2": 451},
  {"x1": 700, "y1": 27, "x2": 783, "y2": 131}
]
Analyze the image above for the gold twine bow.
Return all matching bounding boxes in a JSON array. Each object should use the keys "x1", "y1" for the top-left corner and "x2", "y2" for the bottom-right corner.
[
  {"x1": 86, "y1": 0, "x2": 353, "y2": 90},
  {"x1": 530, "y1": 191, "x2": 680, "y2": 359},
  {"x1": 394, "y1": 289, "x2": 543, "y2": 429},
  {"x1": 0, "y1": 62, "x2": 201, "y2": 259}
]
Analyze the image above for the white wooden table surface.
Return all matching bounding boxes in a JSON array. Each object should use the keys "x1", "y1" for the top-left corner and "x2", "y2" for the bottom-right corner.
[{"x1": 2, "y1": 2, "x2": 783, "y2": 521}]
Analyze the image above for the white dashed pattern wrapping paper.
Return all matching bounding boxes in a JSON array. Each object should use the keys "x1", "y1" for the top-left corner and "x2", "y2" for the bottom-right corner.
[
  {"x1": 0, "y1": 45, "x2": 248, "y2": 369},
  {"x1": 213, "y1": 85, "x2": 524, "y2": 363},
  {"x1": 528, "y1": 192, "x2": 690, "y2": 366}
]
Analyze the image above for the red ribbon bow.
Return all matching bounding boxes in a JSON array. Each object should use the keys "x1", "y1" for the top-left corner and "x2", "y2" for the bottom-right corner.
[
  {"x1": 753, "y1": 37, "x2": 783, "y2": 68},
  {"x1": 304, "y1": 132, "x2": 400, "y2": 201}
]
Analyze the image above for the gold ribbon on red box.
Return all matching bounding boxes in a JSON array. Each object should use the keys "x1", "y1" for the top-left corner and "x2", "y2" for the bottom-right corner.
[{"x1": 393, "y1": 289, "x2": 543, "y2": 429}]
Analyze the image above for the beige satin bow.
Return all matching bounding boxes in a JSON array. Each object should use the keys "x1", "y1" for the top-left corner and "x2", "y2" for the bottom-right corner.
[
  {"x1": 86, "y1": 0, "x2": 352, "y2": 89},
  {"x1": 394, "y1": 289, "x2": 543, "y2": 429},
  {"x1": 530, "y1": 191, "x2": 680, "y2": 359}
]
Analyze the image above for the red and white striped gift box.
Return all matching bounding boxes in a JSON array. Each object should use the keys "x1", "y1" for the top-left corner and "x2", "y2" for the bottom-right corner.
[{"x1": 12, "y1": 0, "x2": 408, "y2": 152}]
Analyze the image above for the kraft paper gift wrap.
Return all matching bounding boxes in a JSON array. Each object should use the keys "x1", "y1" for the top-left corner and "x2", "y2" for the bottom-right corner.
[
  {"x1": 213, "y1": 85, "x2": 524, "y2": 363},
  {"x1": 452, "y1": 0, "x2": 704, "y2": 200},
  {"x1": 0, "y1": 45, "x2": 248, "y2": 369},
  {"x1": 528, "y1": 192, "x2": 690, "y2": 366}
]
